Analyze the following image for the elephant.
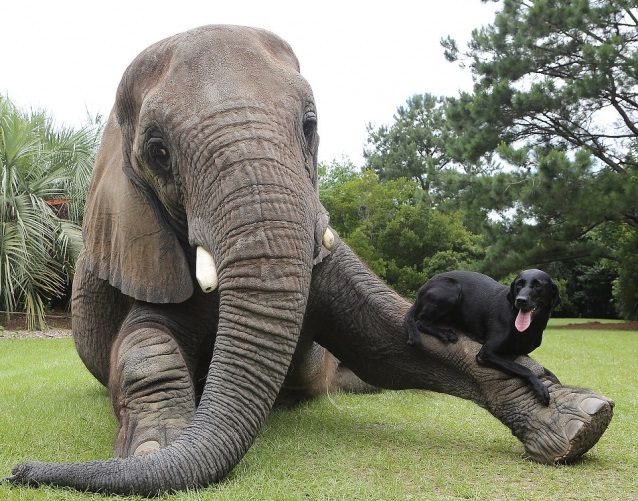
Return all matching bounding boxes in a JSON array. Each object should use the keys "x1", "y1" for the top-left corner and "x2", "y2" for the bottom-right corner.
[{"x1": 7, "y1": 25, "x2": 613, "y2": 496}]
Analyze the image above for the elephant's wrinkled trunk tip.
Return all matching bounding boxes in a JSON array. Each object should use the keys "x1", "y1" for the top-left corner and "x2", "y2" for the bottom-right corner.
[{"x1": 196, "y1": 246, "x2": 218, "y2": 293}]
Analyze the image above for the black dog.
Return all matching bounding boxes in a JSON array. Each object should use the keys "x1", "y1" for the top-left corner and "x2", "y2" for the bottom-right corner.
[{"x1": 404, "y1": 269, "x2": 560, "y2": 405}]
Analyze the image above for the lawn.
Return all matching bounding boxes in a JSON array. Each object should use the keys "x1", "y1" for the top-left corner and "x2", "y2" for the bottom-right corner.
[{"x1": 1, "y1": 322, "x2": 636, "y2": 500}]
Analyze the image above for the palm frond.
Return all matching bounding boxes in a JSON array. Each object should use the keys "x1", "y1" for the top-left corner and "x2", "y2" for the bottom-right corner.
[{"x1": 0, "y1": 96, "x2": 100, "y2": 328}]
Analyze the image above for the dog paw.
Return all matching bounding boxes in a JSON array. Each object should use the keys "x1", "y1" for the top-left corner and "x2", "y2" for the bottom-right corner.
[
  {"x1": 408, "y1": 327, "x2": 457, "y2": 346},
  {"x1": 533, "y1": 381, "x2": 551, "y2": 406},
  {"x1": 407, "y1": 334, "x2": 422, "y2": 347},
  {"x1": 442, "y1": 329, "x2": 459, "y2": 343},
  {"x1": 429, "y1": 328, "x2": 458, "y2": 344}
]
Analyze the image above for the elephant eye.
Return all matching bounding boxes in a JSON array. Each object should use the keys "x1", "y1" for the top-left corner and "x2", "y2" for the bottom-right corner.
[
  {"x1": 146, "y1": 137, "x2": 171, "y2": 170},
  {"x1": 303, "y1": 111, "x2": 317, "y2": 143}
]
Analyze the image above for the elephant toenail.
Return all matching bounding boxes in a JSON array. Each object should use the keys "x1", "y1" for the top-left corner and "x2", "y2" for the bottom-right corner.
[
  {"x1": 565, "y1": 420, "x2": 585, "y2": 440},
  {"x1": 581, "y1": 398, "x2": 606, "y2": 415},
  {"x1": 133, "y1": 441, "x2": 161, "y2": 456}
]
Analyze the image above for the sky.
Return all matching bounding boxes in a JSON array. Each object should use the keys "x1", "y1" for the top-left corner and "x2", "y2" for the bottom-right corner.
[{"x1": 2, "y1": 0, "x2": 500, "y2": 165}]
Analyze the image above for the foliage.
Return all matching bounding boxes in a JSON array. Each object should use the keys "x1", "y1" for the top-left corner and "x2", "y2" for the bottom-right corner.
[
  {"x1": 438, "y1": 0, "x2": 638, "y2": 318},
  {"x1": 610, "y1": 223, "x2": 638, "y2": 319},
  {"x1": 547, "y1": 260, "x2": 618, "y2": 318},
  {"x1": 457, "y1": 146, "x2": 632, "y2": 272},
  {"x1": 360, "y1": 93, "x2": 630, "y2": 318},
  {"x1": 2, "y1": 327, "x2": 636, "y2": 500},
  {"x1": 319, "y1": 160, "x2": 483, "y2": 298},
  {"x1": 364, "y1": 94, "x2": 464, "y2": 195},
  {"x1": 357, "y1": 0, "x2": 638, "y2": 318},
  {"x1": 0, "y1": 96, "x2": 100, "y2": 328},
  {"x1": 443, "y1": 0, "x2": 638, "y2": 179}
]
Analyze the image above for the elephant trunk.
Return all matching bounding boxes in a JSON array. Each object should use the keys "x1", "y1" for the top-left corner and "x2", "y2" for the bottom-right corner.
[{"x1": 10, "y1": 180, "x2": 317, "y2": 495}]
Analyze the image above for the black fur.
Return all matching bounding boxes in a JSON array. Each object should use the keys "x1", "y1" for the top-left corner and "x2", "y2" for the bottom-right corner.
[{"x1": 405, "y1": 269, "x2": 560, "y2": 405}]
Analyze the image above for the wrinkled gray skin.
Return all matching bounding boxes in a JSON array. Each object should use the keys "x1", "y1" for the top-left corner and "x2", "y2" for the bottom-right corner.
[{"x1": 8, "y1": 25, "x2": 613, "y2": 496}]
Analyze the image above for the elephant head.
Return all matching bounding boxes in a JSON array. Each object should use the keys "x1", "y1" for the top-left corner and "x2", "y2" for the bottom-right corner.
[
  {"x1": 85, "y1": 24, "x2": 328, "y2": 305},
  {"x1": 10, "y1": 25, "x2": 334, "y2": 495}
]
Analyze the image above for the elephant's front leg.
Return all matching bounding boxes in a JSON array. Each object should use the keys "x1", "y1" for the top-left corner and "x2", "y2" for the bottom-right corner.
[
  {"x1": 109, "y1": 324, "x2": 196, "y2": 457},
  {"x1": 72, "y1": 250, "x2": 133, "y2": 387}
]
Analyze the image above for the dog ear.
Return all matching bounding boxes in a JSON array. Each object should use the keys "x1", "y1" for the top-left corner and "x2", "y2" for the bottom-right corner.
[
  {"x1": 550, "y1": 280, "x2": 561, "y2": 308},
  {"x1": 507, "y1": 278, "x2": 517, "y2": 305}
]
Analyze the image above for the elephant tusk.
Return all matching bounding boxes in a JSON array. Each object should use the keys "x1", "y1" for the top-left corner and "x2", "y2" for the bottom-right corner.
[
  {"x1": 196, "y1": 246, "x2": 218, "y2": 293},
  {"x1": 322, "y1": 228, "x2": 335, "y2": 251}
]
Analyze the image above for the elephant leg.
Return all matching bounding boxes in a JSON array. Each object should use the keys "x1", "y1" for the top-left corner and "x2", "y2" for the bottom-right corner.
[
  {"x1": 309, "y1": 238, "x2": 614, "y2": 464},
  {"x1": 276, "y1": 342, "x2": 378, "y2": 407},
  {"x1": 72, "y1": 249, "x2": 132, "y2": 387},
  {"x1": 109, "y1": 325, "x2": 195, "y2": 457}
]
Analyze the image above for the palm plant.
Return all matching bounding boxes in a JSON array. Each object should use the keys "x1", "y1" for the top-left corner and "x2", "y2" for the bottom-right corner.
[{"x1": 0, "y1": 96, "x2": 100, "y2": 329}]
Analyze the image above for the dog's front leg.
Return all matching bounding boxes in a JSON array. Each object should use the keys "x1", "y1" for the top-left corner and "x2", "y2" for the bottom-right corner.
[
  {"x1": 405, "y1": 306, "x2": 459, "y2": 346},
  {"x1": 476, "y1": 345, "x2": 551, "y2": 405}
]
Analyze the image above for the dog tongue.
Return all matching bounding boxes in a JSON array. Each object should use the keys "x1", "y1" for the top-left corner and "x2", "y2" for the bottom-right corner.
[{"x1": 515, "y1": 310, "x2": 532, "y2": 332}]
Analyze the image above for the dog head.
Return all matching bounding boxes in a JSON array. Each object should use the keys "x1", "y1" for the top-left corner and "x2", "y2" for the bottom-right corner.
[{"x1": 507, "y1": 269, "x2": 560, "y2": 332}]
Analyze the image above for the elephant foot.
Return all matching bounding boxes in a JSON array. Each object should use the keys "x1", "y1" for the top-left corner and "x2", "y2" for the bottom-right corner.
[
  {"x1": 331, "y1": 363, "x2": 380, "y2": 394},
  {"x1": 134, "y1": 440, "x2": 161, "y2": 456},
  {"x1": 507, "y1": 382, "x2": 614, "y2": 464},
  {"x1": 110, "y1": 326, "x2": 196, "y2": 458},
  {"x1": 114, "y1": 413, "x2": 190, "y2": 458},
  {"x1": 277, "y1": 343, "x2": 379, "y2": 407}
]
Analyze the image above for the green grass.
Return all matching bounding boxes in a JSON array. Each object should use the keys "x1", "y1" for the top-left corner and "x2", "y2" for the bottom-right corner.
[
  {"x1": 548, "y1": 317, "x2": 627, "y2": 327},
  {"x1": 1, "y1": 323, "x2": 636, "y2": 500}
]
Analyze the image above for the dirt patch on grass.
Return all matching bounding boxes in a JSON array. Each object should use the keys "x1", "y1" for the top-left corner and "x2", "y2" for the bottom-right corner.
[
  {"x1": 0, "y1": 309, "x2": 72, "y2": 339},
  {"x1": 557, "y1": 320, "x2": 638, "y2": 330}
]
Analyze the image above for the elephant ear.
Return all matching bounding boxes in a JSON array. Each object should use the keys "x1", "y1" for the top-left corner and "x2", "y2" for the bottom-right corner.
[{"x1": 82, "y1": 112, "x2": 193, "y2": 303}]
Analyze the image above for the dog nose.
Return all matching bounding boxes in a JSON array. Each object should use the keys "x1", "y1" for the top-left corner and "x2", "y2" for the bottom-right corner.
[{"x1": 515, "y1": 296, "x2": 529, "y2": 308}]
